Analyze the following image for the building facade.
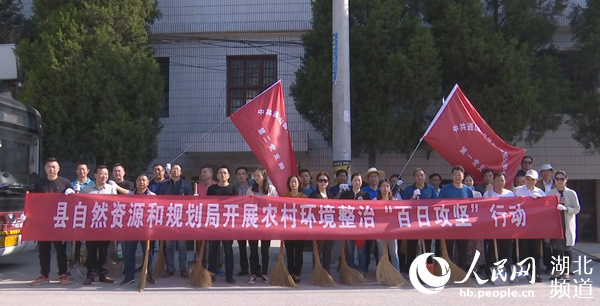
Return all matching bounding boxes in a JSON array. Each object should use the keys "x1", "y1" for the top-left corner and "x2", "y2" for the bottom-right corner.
[{"x1": 19, "y1": 0, "x2": 598, "y2": 242}]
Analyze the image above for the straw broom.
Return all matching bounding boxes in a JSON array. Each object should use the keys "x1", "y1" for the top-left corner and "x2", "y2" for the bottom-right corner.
[
  {"x1": 269, "y1": 240, "x2": 297, "y2": 287},
  {"x1": 189, "y1": 240, "x2": 212, "y2": 287},
  {"x1": 434, "y1": 239, "x2": 473, "y2": 285},
  {"x1": 152, "y1": 241, "x2": 166, "y2": 279},
  {"x1": 138, "y1": 240, "x2": 151, "y2": 292},
  {"x1": 376, "y1": 240, "x2": 407, "y2": 287},
  {"x1": 310, "y1": 240, "x2": 337, "y2": 287},
  {"x1": 339, "y1": 240, "x2": 364, "y2": 286}
]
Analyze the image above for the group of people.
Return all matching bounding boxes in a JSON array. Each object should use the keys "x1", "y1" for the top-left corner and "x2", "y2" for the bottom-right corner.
[{"x1": 29, "y1": 155, "x2": 579, "y2": 287}]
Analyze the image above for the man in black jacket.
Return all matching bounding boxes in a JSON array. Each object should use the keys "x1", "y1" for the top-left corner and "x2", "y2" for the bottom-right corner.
[{"x1": 160, "y1": 164, "x2": 192, "y2": 278}]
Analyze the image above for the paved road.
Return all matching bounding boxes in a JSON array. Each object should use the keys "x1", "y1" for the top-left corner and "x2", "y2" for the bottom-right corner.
[{"x1": 1, "y1": 242, "x2": 598, "y2": 305}]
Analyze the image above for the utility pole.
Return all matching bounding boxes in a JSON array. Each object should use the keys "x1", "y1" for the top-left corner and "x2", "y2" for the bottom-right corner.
[{"x1": 331, "y1": 0, "x2": 351, "y2": 180}]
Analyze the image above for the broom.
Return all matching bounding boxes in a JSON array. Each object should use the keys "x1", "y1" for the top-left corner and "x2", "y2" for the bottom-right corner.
[
  {"x1": 138, "y1": 240, "x2": 151, "y2": 292},
  {"x1": 376, "y1": 240, "x2": 407, "y2": 287},
  {"x1": 434, "y1": 239, "x2": 473, "y2": 285},
  {"x1": 109, "y1": 241, "x2": 124, "y2": 277},
  {"x1": 310, "y1": 240, "x2": 337, "y2": 287},
  {"x1": 189, "y1": 240, "x2": 212, "y2": 287},
  {"x1": 152, "y1": 241, "x2": 166, "y2": 279},
  {"x1": 339, "y1": 240, "x2": 364, "y2": 286},
  {"x1": 269, "y1": 240, "x2": 297, "y2": 287}
]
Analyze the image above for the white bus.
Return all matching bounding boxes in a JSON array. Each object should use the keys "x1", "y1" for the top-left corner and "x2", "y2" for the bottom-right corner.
[{"x1": 0, "y1": 92, "x2": 41, "y2": 256}]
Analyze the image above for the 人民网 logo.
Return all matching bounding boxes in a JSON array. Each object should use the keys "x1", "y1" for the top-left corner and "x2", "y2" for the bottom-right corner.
[{"x1": 409, "y1": 253, "x2": 451, "y2": 294}]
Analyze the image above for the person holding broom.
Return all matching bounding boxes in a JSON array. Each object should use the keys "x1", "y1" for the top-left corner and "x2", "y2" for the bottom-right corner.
[
  {"x1": 246, "y1": 168, "x2": 278, "y2": 284},
  {"x1": 375, "y1": 179, "x2": 400, "y2": 272},
  {"x1": 309, "y1": 172, "x2": 336, "y2": 275},
  {"x1": 121, "y1": 174, "x2": 156, "y2": 285},
  {"x1": 340, "y1": 173, "x2": 371, "y2": 272},
  {"x1": 482, "y1": 172, "x2": 515, "y2": 279},
  {"x1": 402, "y1": 168, "x2": 437, "y2": 272},
  {"x1": 438, "y1": 166, "x2": 473, "y2": 272},
  {"x1": 282, "y1": 174, "x2": 308, "y2": 283},
  {"x1": 206, "y1": 166, "x2": 237, "y2": 284}
]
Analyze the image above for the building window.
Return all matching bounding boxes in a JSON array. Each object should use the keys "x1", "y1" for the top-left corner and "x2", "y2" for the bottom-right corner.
[
  {"x1": 227, "y1": 55, "x2": 277, "y2": 116},
  {"x1": 157, "y1": 57, "x2": 170, "y2": 117}
]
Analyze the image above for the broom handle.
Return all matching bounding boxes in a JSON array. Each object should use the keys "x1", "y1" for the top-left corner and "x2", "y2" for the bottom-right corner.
[
  {"x1": 383, "y1": 240, "x2": 389, "y2": 258},
  {"x1": 138, "y1": 240, "x2": 151, "y2": 292},
  {"x1": 280, "y1": 240, "x2": 285, "y2": 258},
  {"x1": 71, "y1": 241, "x2": 76, "y2": 261},
  {"x1": 515, "y1": 239, "x2": 520, "y2": 262},
  {"x1": 493, "y1": 239, "x2": 499, "y2": 262},
  {"x1": 199, "y1": 240, "x2": 206, "y2": 262},
  {"x1": 421, "y1": 239, "x2": 426, "y2": 254},
  {"x1": 440, "y1": 239, "x2": 448, "y2": 257},
  {"x1": 312, "y1": 240, "x2": 322, "y2": 265}
]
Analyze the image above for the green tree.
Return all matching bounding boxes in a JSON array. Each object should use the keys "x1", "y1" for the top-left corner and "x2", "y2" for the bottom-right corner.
[
  {"x1": 16, "y1": 0, "x2": 163, "y2": 174},
  {"x1": 569, "y1": 0, "x2": 600, "y2": 152},
  {"x1": 0, "y1": 0, "x2": 26, "y2": 43},
  {"x1": 422, "y1": 0, "x2": 568, "y2": 144},
  {"x1": 291, "y1": 0, "x2": 440, "y2": 166}
]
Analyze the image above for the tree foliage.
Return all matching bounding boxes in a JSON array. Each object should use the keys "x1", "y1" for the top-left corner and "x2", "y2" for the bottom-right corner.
[
  {"x1": 0, "y1": 0, "x2": 28, "y2": 43},
  {"x1": 16, "y1": 0, "x2": 163, "y2": 174},
  {"x1": 569, "y1": 0, "x2": 600, "y2": 153},
  {"x1": 421, "y1": 0, "x2": 568, "y2": 144},
  {"x1": 291, "y1": 0, "x2": 440, "y2": 165},
  {"x1": 292, "y1": 0, "x2": 570, "y2": 166}
]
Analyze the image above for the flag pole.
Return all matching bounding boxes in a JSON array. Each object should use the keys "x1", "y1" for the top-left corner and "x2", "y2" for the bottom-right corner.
[
  {"x1": 166, "y1": 117, "x2": 231, "y2": 166},
  {"x1": 398, "y1": 84, "x2": 460, "y2": 178},
  {"x1": 161, "y1": 80, "x2": 283, "y2": 175},
  {"x1": 398, "y1": 139, "x2": 424, "y2": 179},
  {"x1": 421, "y1": 84, "x2": 459, "y2": 140}
]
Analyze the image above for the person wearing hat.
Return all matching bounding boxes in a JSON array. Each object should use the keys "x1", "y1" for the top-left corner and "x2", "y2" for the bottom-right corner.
[
  {"x1": 362, "y1": 167, "x2": 385, "y2": 199},
  {"x1": 361, "y1": 167, "x2": 385, "y2": 270},
  {"x1": 536, "y1": 164, "x2": 555, "y2": 193},
  {"x1": 514, "y1": 169, "x2": 546, "y2": 282}
]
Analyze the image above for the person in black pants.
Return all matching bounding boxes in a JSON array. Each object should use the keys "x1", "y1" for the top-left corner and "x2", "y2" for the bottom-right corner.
[
  {"x1": 246, "y1": 168, "x2": 279, "y2": 284},
  {"x1": 30, "y1": 158, "x2": 72, "y2": 286},
  {"x1": 234, "y1": 166, "x2": 252, "y2": 276},
  {"x1": 207, "y1": 165, "x2": 237, "y2": 284},
  {"x1": 310, "y1": 171, "x2": 335, "y2": 274},
  {"x1": 81, "y1": 166, "x2": 117, "y2": 285},
  {"x1": 282, "y1": 174, "x2": 307, "y2": 283}
]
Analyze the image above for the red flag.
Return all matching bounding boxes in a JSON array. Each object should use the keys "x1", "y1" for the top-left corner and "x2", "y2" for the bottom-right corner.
[
  {"x1": 423, "y1": 85, "x2": 525, "y2": 185},
  {"x1": 230, "y1": 80, "x2": 297, "y2": 195}
]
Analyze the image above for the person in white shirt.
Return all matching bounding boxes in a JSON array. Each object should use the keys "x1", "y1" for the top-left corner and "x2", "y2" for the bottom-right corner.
[
  {"x1": 514, "y1": 169, "x2": 545, "y2": 282},
  {"x1": 536, "y1": 163, "x2": 555, "y2": 275},
  {"x1": 483, "y1": 173, "x2": 515, "y2": 278},
  {"x1": 546, "y1": 171, "x2": 580, "y2": 282},
  {"x1": 536, "y1": 164, "x2": 555, "y2": 193}
]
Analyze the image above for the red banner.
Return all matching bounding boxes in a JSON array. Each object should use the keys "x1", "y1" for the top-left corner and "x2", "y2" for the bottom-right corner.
[
  {"x1": 229, "y1": 80, "x2": 297, "y2": 195},
  {"x1": 423, "y1": 85, "x2": 526, "y2": 185},
  {"x1": 23, "y1": 193, "x2": 562, "y2": 241}
]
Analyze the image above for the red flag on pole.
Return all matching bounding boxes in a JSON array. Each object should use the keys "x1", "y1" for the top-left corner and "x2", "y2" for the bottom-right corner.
[
  {"x1": 422, "y1": 85, "x2": 525, "y2": 185},
  {"x1": 229, "y1": 80, "x2": 297, "y2": 195}
]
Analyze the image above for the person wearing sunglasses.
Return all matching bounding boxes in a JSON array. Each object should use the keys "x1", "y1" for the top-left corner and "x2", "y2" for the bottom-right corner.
[
  {"x1": 546, "y1": 171, "x2": 580, "y2": 282},
  {"x1": 516, "y1": 155, "x2": 534, "y2": 178},
  {"x1": 309, "y1": 171, "x2": 335, "y2": 274}
]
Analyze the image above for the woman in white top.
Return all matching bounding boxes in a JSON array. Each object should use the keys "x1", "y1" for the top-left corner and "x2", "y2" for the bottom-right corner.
[
  {"x1": 463, "y1": 173, "x2": 482, "y2": 198},
  {"x1": 246, "y1": 168, "x2": 278, "y2": 284},
  {"x1": 546, "y1": 171, "x2": 580, "y2": 282}
]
